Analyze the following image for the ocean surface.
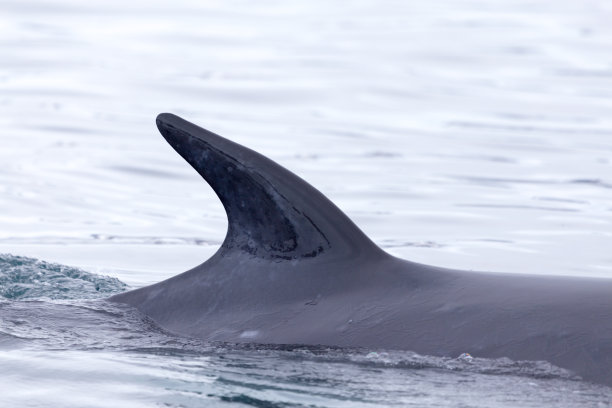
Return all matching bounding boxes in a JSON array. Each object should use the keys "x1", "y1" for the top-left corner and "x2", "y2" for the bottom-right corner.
[{"x1": 1, "y1": 0, "x2": 611, "y2": 406}]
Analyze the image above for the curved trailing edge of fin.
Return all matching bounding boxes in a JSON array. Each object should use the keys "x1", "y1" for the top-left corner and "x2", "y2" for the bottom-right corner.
[{"x1": 156, "y1": 113, "x2": 381, "y2": 260}]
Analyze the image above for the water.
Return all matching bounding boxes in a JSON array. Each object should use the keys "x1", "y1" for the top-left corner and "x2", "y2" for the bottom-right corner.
[
  {"x1": 0, "y1": 254, "x2": 126, "y2": 300},
  {"x1": 1, "y1": 0, "x2": 611, "y2": 406}
]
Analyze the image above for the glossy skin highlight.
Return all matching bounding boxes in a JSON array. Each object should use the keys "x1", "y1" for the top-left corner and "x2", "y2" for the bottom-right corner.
[{"x1": 111, "y1": 114, "x2": 612, "y2": 386}]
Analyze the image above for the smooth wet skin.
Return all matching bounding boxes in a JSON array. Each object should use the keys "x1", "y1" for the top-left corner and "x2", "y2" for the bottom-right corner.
[{"x1": 111, "y1": 114, "x2": 612, "y2": 386}]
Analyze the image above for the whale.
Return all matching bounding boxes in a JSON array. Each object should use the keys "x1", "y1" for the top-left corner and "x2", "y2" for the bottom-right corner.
[{"x1": 110, "y1": 113, "x2": 612, "y2": 386}]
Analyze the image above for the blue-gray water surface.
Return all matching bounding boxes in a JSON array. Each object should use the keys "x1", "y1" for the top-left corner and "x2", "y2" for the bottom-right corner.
[{"x1": 1, "y1": 0, "x2": 612, "y2": 406}]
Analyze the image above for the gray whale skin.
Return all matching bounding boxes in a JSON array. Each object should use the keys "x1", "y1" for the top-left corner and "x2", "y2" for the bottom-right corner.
[{"x1": 111, "y1": 113, "x2": 612, "y2": 386}]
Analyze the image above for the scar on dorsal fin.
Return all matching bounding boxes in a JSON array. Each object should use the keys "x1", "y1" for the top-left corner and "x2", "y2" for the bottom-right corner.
[{"x1": 156, "y1": 113, "x2": 382, "y2": 260}]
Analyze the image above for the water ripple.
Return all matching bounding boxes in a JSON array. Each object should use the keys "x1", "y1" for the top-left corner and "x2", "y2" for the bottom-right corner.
[{"x1": 0, "y1": 254, "x2": 127, "y2": 300}]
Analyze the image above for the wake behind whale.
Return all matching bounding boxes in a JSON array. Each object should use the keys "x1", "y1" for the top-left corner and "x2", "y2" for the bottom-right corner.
[{"x1": 108, "y1": 114, "x2": 612, "y2": 386}]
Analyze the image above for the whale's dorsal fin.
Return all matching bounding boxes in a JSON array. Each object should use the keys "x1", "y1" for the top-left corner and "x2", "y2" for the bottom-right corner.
[{"x1": 156, "y1": 113, "x2": 381, "y2": 260}]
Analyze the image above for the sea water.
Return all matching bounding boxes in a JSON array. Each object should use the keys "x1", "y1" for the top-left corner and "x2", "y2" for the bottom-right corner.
[{"x1": 1, "y1": 0, "x2": 611, "y2": 406}]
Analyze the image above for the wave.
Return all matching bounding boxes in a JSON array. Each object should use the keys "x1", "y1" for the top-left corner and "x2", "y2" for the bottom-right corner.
[{"x1": 0, "y1": 254, "x2": 127, "y2": 300}]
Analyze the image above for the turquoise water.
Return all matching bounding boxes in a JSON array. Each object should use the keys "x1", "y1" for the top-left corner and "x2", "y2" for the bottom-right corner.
[
  {"x1": 1, "y1": 0, "x2": 612, "y2": 406},
  {"x1": 0, "y1": 254, "x2": 126, "y2": 300}
]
